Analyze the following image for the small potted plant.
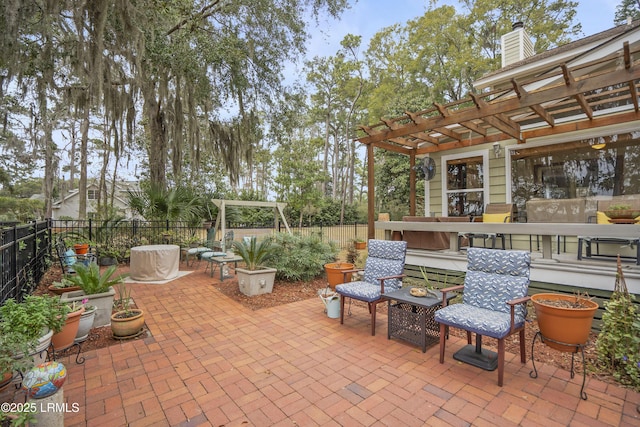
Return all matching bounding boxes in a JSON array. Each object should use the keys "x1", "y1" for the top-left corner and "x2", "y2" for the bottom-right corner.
[
  {"x1": 353, "y1": 238, "x2": 367, "y2": 250},
  {"x1": 96, "y1": 245, "x2": 120, "y2": 266},
  {"x1": 232, "y1": 237, "x2": 278, "y2": 296},
  {"x1": 110, "y1": 283, "x2": 144, "y2": 339},
  {"x1": 48, "y1": 277, "x2": 82, "y2": 295},
  {"x1": 603, "y1": 204, "x2": 640, "y2": 221},
  {"x1": 75, "y1": 298, "x2": 97, "y2": 343}
]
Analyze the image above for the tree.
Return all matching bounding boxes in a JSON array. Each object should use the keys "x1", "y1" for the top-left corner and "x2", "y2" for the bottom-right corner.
[{"x1": 614, "y1": 0, "x2": 640, "y2": 24}]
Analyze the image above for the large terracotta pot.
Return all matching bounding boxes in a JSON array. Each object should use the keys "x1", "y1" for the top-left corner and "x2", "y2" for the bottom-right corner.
[
  {"x1": 531, "y1": 293, "x2": 598, "y2": 353},
  {"x1": 111, "y1": 309, "x2": 145, "y2": 339},
  {"x1": 51, "y1": 307, "x2": 85, "y2": 351},
  {"x1": 324, "y1": 262, "x2": 355, "y2": 290}
]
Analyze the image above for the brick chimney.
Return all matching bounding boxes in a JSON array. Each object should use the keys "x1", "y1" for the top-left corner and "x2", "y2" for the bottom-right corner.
[{"x1": 501, "y1": 22, "x2": 534, "y2": 67}]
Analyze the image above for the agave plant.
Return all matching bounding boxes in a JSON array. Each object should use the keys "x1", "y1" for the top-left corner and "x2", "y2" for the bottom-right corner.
[
  {"x1": 232, "y1": 237, "x2": 276, "y2": 270},
  {"x1": 64, "y1": 263, "x2": 127, "y2": 295}
]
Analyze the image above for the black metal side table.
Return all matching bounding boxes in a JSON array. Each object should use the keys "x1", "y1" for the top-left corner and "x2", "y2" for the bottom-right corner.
[{"x1": 382, "y1": 287, "x2": 450, "y2": 352}]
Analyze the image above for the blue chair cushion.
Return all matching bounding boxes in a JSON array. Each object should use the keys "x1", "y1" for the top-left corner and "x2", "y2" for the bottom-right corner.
[
  {"x1": 201, "y1": 251, "x2": 227, "y2": 260},
  {"x1": 64, "y1": 249, "x2": 77, "y2": 266},
  {"x1": 335, "y1": 240, "x2": 407, "y2": 302},
  {"x1": 434, "y1": 303, "x2": 525, "y2": 339},
  {"x1": 187, "y1": 247, "x2": 212, "y2": 255},
  {"x1": 335, "y1": 280, "x2": 401, "y2": 303}
]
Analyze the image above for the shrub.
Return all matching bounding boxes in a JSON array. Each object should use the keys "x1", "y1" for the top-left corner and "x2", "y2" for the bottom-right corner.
[
  {"x1": 269, "y1": 232, "x2": 337, "y2": 281},
  {"x1": 595, "y1": 259, "x2": 640, "y2": 390}
]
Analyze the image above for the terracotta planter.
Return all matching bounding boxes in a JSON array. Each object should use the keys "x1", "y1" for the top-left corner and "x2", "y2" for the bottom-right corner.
[
  {"x1": 324, "y1": 262, "x2": 355, "y2": 290},
  {"x1": 531, "y1": 293, "x2": 598, "y2": 353},
  {"x1": 48, "y1": 284, "x2": 81, "y2": 295},
  {"x1": 354, "y1": 241, "x2": 366, "y2": 250},
  {"x1": 111, "y1": 309, "x2": 145, "y2": 338},
  {"x1": 51, "y1": 307, "x2": 85, "y2": 351},
  {"x1": 0, "y1": 371, "x2": 13, "y2": 392},
  {"x1": 73, "y1": 243, "x2": 89, "y2": 255}
]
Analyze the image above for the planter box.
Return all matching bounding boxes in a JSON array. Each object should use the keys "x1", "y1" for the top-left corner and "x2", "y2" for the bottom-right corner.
[
  {"x1": 237, "y1": 267, "x2": 277, "y2": 296},
  {"x1": 61, "y1": 287, "x2": 116, "y2": 328}
]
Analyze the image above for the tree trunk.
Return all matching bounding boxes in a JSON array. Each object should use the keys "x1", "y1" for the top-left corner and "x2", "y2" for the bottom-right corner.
[
  {"x1": 78, "y1": 110, "x2": 90, "y2": 219},
  {"x1": 143, "y1": 85, "x2": 168, "y2": 190}
]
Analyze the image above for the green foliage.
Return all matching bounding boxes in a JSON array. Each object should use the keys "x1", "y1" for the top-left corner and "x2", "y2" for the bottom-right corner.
[
  {"x1": 232, "y1": 236, "x2": 277, "y2": 271},
  {"x1": 113, "y1": 283, "x2": 135, "y2": 316},
  {"x1": 0, "y1": 196, "x2": 45, "y2": 223},
  {"x1": 614, "y1": 0, "x2": 640, "y2": 24},
  {"x1": 596, "y1": 285, "x2": 640, "y2": 389},
  {"x1": 63, "y1": 263, "x2": 127, "y2": 295},
  {"x1": 127, "y1": 185, "x2": 208, "y2": 224},
  {"x1": 0, "y1": 294, "x2": 70, "y2": 374},
  {"x1": 0, "y1": 295, "x2": 69, "y2": 340},
  {"x1": 269, "y1": 233, "x2": 338, "y2": 281}
]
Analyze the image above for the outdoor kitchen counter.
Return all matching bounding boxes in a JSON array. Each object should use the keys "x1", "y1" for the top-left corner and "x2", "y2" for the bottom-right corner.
[{"x1": 376, "y1": 221, "x2": 640, "y2": 261}]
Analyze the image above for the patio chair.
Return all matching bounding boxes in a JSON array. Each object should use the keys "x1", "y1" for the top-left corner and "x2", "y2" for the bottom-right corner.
[
  {"x1": 458, "y1": 203, "x2": 515, "y2": 250},
  {"x1": 335, "y1": 239, "x2": 407, "y2": 336},
  {"x1": 434, "y1": 247, "x2": 531, "y2": 386},
  {"x1": 188, "y1": 230, "x2": 234, "y2": 266},
  {"x1": 55, "y1": 238, "x2": 95, "y2": 275}
]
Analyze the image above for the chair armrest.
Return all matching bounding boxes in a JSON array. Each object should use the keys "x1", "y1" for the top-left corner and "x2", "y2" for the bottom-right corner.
[
  {"x1": 341, "y1": 268, "x2": 364, "y2": 282},
  {"x1": 378, "y1": 274, "x2": 406, "y2": 293},
  {"x1": 507, "y1": 295, "x2": 531, "y2": 332},
  {"x1": 439, "y1": 284, "x2": 464, "y2": 306}
]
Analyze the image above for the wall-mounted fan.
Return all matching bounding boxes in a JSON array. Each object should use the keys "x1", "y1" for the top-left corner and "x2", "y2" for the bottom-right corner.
[{"x1": 414, "y1": 157, "x2": 436, "y2": 181}]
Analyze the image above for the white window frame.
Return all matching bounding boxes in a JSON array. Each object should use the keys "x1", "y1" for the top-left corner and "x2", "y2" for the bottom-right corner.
[{"x1": 441, "y1": 149, "x2": 490, "y2": 217}]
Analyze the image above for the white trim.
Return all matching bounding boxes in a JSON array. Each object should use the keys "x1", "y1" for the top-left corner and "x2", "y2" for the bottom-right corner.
[{"x1": 441, "y1": 149, "x2": 489, "y2": 217}]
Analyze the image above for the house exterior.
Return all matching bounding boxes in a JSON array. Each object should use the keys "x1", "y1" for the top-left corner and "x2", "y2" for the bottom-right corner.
[
  {"x1": 359, "y1": 20, "x2": 640, "y2": 295},
  {"x1": 51, "y1": 180, "x2": 140, "y2": 219}
]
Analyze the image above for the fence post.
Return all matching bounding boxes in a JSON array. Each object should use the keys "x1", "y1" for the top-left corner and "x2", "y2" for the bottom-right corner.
[{"x1": 89, "y1": 218, "x2": 93, "y2": 241}]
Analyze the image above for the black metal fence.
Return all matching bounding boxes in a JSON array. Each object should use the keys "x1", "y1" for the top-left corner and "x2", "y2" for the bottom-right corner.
[
  {"x1": 0, "y1": 220, "x2": 51, "y2": 305},
  {"x1": 0, "y1": 219, "x2": 372, "y2": 306}
]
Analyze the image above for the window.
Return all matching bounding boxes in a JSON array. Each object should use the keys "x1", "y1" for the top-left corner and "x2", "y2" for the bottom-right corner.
[
  {"x1": 442, "y1": 151, "x2": 488, "y2": 216},
  {"x1": 87, "y1": 189, "x2": 99, "y2": 200},
  {"x1": 510, "y1": 131, "x2": 640, "y2": 213}
]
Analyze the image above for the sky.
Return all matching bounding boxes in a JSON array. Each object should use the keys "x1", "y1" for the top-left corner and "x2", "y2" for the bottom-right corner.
[{"x1": 299, "y1": 0, "x2": 620, "y2": 68}]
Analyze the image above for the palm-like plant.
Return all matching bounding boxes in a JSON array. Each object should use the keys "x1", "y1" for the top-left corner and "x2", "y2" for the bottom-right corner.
[
  {"x1": 126, "y1": 185, "x2": 207, "y2": 225},
  {"x1": 64, "y1": 263, "x2": 127, "y2": 295},
  {"x1": 232, "y1": 237, "x2": 276, "y2": 270}
]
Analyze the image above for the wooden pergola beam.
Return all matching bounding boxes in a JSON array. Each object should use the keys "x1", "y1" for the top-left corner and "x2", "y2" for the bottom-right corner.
[{"x1": 357, "y1": 54, "x2": 640, "y2": 145}]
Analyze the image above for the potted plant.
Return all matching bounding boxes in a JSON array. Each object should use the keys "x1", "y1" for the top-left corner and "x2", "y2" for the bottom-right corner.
[
  {"x1": 531, "y1": 292, "x2": 599, "y2": 352},
  {"x1": 603, "y1": 204, "x2": 640, "y2": 223},
  {"x1": 110, "y1": 283, "x2": 144, "y2": 339},
  {"x1": 96, "y1": 245, "x2": 120, "y2": 266},
  {"x1": 324, "y1": 261, "x2": 355, "y2": 290},
  {"x1": 48, "y1": 277, "x2": 81, "y2": 295},
  {"x1": 232, "y1": 237, "x2": 278, "y2": 296},
  {"x1": 60, "y1": 263, "x2": 124, "y2": 328},
  {"x1": 0, "y1": 295, "x2": 69, "y2": 367},
  {"x1": 51, "y1": 300, "x2": 85, "y2": 351},
  {"x1": 74, "y1": 299, "x2": 97, "y2": 343},
  {"x1": 353, "y1": 238, "x2": 367, "y2": 250}
]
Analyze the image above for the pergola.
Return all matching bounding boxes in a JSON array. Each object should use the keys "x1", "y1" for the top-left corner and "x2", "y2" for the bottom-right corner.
[{"x1": 358, "y1": 41, "x2": 640, "y2": 239}]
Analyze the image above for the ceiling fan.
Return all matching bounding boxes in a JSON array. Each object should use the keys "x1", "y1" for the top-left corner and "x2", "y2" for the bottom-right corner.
[{"x1": 413, "y1": 157, "x2": 436, "y2": 181}]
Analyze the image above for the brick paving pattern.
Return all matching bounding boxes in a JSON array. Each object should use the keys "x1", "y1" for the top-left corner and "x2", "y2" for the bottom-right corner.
[{"x1": 6, "y1": 261, "x2": 639, "y2": 426}]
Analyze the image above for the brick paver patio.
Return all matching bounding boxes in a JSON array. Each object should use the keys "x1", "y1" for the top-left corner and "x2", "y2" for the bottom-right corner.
[{"x1": 9, "y1": 261, "x2": 640, "y2": 426}]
